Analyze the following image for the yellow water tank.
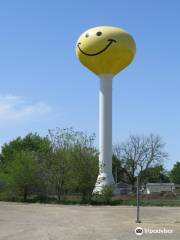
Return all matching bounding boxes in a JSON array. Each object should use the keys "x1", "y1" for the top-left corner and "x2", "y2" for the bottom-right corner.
[{"x1": 76, "y1": 26, "x2": 136, "y2": 76}]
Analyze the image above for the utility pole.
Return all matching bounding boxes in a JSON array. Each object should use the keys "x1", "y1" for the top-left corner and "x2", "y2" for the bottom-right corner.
[
  {"x1": 136, "y1": 173, "x2": 141, "y2": 223},
  {"x1": 115, "y1": 166, "x2": 118, "y2": 184}
]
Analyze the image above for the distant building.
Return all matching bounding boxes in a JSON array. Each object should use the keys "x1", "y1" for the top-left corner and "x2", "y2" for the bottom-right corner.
[
  {"x1": 144, "y1": 183, "x2": 175, "y2": 194},
  {"x1": 116, "y1": 182, "x2": 132, "y2": 194}
]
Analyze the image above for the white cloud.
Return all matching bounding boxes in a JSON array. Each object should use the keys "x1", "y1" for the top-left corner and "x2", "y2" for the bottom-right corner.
[{"x1": 0, "y1": 95, "x2": 51, "y2": 122}]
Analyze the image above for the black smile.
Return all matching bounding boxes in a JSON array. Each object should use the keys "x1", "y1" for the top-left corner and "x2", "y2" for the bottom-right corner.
[{"x1": 77, "y1": 39, "x2": 116, "y2": 56}]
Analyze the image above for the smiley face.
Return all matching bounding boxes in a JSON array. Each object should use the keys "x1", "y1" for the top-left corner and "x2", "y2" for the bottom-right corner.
[
  {"x1": 77, "y1": 35, "x2": 117, "y2": 56},
  {"x1": 76, "y1": 26, "x2": 136, "y2": 76}
]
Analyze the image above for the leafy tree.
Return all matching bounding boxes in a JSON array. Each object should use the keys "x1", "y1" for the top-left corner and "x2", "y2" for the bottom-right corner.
[
  {"x1": 141, "y1": 165, "x2": 170, "y2": 183},
  {"x1": 1, "y1": 150, "x2": 39, "y2": 201},
  {"x1": 49, "y1": 149, "x2": 71, "y2": 201},
  {"x1": 0, "y1": 133, "x2": 51, "y2": 168},
  {"x1": 48, "y1": 128, "x2": 78, "y2": 200},
  {"x1": 48, "y1": 128, "x2": 98, "y2": 201},
  {"x1": 0, "y1": 133, "x2": 52, "y2": 201},
  {"x1": 71, "y1": 142, "x2": 98, "y2": 201},
  {"x1": 170, "y1": 162, "x2": 180, "y2": 184}
]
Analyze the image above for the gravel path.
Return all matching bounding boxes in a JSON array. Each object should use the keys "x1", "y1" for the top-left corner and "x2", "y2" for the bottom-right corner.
[{"x1": 0, "y1": 202, "x2": 179, "y2": 240}]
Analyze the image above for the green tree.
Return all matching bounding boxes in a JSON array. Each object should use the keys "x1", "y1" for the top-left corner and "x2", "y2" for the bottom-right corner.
[
  {"x1": 48, "y1": 128, "x2": 78, "y2": 201},
  {"x1": 71, "y1": 142, "x2": 98, "y2": 202},
  {"x1": 49, "y1": 149, "x2": 71, "y2": 201},
  {"x1": 1, "y1": 150, "x2": 39, "y2": 201},
  {"x1": 170, "y1": 162, "x2": 180, "y2": 184},
  {"x1": 48, "y1": 128, "x2": 98, "y2": 202},
  {"x1": 0, "y1": 133, "x2": 52, "y2": 201},
  {"x1": 0, "y1": 133, "x2": 51, "y2": 168},
  {"x1": 141, "y1": 165, "x2": 170, "y2": 183}
]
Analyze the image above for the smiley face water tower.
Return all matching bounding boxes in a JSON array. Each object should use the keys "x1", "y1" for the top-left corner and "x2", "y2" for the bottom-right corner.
[{"x1": 76, "y1": 26, "x2": 136, "y2": 194}]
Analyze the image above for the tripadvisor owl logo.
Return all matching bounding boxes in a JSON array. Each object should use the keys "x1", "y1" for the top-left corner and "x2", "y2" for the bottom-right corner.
[{"x1": 135, "y1": 227, "x2": 143, "y2": 236}]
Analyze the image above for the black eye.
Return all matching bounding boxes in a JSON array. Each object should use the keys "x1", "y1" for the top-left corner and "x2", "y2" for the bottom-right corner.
[
  {"x1": 96, "y1": 31, "x2": 102, "y2": 36},
  {"x1": 85, "y1": 33, "x2": 89, "y2": 38}
]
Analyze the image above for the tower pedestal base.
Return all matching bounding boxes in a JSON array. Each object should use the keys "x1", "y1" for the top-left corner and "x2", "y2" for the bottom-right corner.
[{"x1": 93, "y1": 172, "x2": 119, "y2": 195}]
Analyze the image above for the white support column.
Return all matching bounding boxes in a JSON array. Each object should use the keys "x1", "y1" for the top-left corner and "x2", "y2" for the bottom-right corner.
[{"x1": 93, "y1": 74, "x2": 115, "y2": 194}]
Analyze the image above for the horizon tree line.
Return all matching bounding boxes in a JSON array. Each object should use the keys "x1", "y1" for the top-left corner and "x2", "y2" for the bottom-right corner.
[{"x1": 0, "y1": 128, "x2": 179, "y2": 202}]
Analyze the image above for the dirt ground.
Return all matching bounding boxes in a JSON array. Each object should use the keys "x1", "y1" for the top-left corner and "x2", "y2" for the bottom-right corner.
[{"x1": 0, "y1": 202, "x2": 179, "y2": 240}]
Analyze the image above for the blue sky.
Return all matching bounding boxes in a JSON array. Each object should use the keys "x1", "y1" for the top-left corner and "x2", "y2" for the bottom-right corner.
[{"x1": 0, "y1": 0, "x2": 179, "y2": 169}]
